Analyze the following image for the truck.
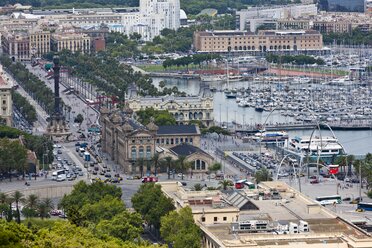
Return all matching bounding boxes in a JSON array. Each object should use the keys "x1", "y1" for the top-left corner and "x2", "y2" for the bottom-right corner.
[{"x1": 84, "y1": 152, "x2": 91, "y2": 161}]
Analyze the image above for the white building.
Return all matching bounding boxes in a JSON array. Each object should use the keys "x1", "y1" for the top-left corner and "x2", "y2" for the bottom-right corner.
[
  {"x1": 36, "y1": 0, "x2": 180, "y2": 41},
  {"x1": 0, "y1": 65, "x2": 13, "y2": 126},
  {"x1": 236, "y1": 4, "x2": 317, "y2": 32}
]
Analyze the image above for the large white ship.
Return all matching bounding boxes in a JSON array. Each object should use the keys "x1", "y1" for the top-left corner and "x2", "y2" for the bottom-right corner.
[{"x1": 289, "y1": 136, "x2": 344, "y2": 158}]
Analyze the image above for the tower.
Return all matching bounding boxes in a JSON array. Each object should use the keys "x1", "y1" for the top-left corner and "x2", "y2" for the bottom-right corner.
[{"x1": 46, "y1": 56, "x2": 71, "y2": 138}]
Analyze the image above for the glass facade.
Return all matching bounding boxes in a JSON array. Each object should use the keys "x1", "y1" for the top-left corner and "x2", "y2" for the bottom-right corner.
[{"x1": 319, "y1": 0, "x2": 365, "y2": 12}]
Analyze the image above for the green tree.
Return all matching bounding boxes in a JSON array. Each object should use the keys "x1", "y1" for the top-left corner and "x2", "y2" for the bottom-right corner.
[
  {"x1": 218, "y1": 179, "x2": 233, "y2": 190},
  {"x1": 38, "y1": 198, "x2": 54, "y2": 220},
  {"x1": 131, "y1": 183, "x2": 175, "y2": 230},
  {"x1": 59, "y1": 181, "x2": 122, "y2": 225},
  {"x1": 136, "y1": 107, "x2": 176, "y2": 126},
  {"x1": 208, "y1": 162, "x2": 222, "y2": 180},
  {"x1": 0, "y1": 219, "x2": 34, "y2": 247},
  {"x1": 95, "y1": 211, "x2": 143, "y2": 242},
  {"x1": 193, "y1": 183, "x2": 203, "y2": 191},
  {"x1": 151, "y1": 153, "x2": 161, "y2": 176},
  {"x1": 160, "y1": 206, "x2": 201, "y2": 248},
  {"x1": 163, "y1": 156, "x2": 175, "y2": 179},
  {"x1": 11, "y1": 191, "x2": 25, "y2": 224},
  {"x1": 176, "y1": 155, "x2": 192, "y2": 180},
  {"x1": 22, "y1": 194, "x2": 39, "y2": 218},
  {"x1": 80, "y1": 195, "x2": 126, "y2": 225},
  {"x1": 255, "y1": 167, "x2": 272, "y2": 184}
]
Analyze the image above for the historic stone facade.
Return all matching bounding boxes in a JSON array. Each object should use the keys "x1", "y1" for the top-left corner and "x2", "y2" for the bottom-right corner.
[
  {"x1": 100, "y1": 107, "x2": 157, "y2": 174},
  {"x1": 100, "y1": 107, "x2": 212, "y2": 175},
  {"x1": 127, "y1": 83, "x2": 214, "y2": 127}
]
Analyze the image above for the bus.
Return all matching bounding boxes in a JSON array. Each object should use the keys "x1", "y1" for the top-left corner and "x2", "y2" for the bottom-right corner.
[
  {"x1": 357, "y1": 202, "x2": 372, "y2": 211},
  {"x1": 52, "y1": 169, "x2": 66, "y2": 180},
  {"x1": 315, "y1": 195, "x2": 342, "y2": 205}
]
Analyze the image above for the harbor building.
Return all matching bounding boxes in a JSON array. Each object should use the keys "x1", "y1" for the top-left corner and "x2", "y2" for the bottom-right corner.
[
  {"x1": 100, "y1": 107, "x2": 213, "y2": 174},
  {"x1": 236, "y1": 4, "x2": 317, "y2": 32},
  {"x1": 127, "y1": 84, "x2": 214, "y2": 127},
  {"x1": 159, "y1": 180, "x2": 372, "y2": 248},
  {"x1": 193, "y1": 30, "x2": 323, "y2": 53},
  {"x1": 0, "y1": 65, "x2": 13, "y2": 126}
]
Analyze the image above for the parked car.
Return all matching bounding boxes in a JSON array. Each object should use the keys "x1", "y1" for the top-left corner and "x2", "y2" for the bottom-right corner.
[
  {"x1": 310, "y1": 179, "x2": 319, "y2": 184},
  {"x1": 142, "y1": 176, "x2": 158, "y2": 183}
]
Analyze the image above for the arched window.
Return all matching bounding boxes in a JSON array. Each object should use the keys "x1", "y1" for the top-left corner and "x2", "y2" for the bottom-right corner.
[
  {"x1": 243, "y1": 46, "x2": 247, "y2": 50},
  {"x1": 131, "y1": 146, "x2": 137, "y2": 160},
  {"x1": 139, "y1": 146, "x2": 144, "y2": 158},
  {"x1": 252, "y1": 46, "x2": 255, "y2": 50},
  {"x1": 146, "y1": 146, "x2": 151, "y2": 159},
  {"x1": 287, "y1": 45, "x2": 290, "y2": 50},
  {"x1": 248, "y1": 46, "x2": 251, "y2": 50},
  {"x1": 239, "y1": 46, "x2": 242, "y2": 50},
  {"x1": 201, "y1": 161, "x2": 206, "y2": 170},
  {"x1": 195, "y1": 160, "x2": 201, "y2": 170},
  {"x1": 234, "y1": 46, "x2": 238, "y2": 50}
]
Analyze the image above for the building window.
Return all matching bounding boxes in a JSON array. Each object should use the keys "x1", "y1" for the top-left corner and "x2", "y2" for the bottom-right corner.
[
  {"x1": 139, "y1": 146, "x2": 144, "y2": 158},
  {"x1": 223, "y1": 217, "x2": 227, "y2": 221},
  {"x1": 166, "y1": 138, "x2": 169, "y2": 145},
  {"x1": 161, "y1": 138, "x2": 164, "y2": 144},
  {"x1": 195, "y1": 160, "x2": 200, "y2": 170},
  {"x1": 214, "y1": 217, "x2": 218, "y2": 222},
  {"x1": 175, "y1": 138, "x2": 179, "y2": 144},
  {"x1": 131, "y1": 146, "x2": 137, "y2": 160},
  {"x1": 180, "y1": 138, "x2": 183, "y2": 143},
  {"x1": 171, "y1": 138, "x2": 174, "y2": 145},
  {"x1": 185, "y1": 138, "x2": 188, "y2": 143},
  {"x1": 190, "y1": 138, "x2": 193, "y2": 144},
  {"x1": 156, "y1": 139, "x2": 160, "y2": 144},
  {"x1": 201, "y1": 217, "x2": 205, "y2": 222},
  {"x1": 146, "y1": 146, "x2": 151, "y2": 159},
  {"x1": 201, "y1": 161, "x2": 206, "y2": 170}
]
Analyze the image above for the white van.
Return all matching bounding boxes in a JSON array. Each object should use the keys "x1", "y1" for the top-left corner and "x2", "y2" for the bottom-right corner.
[{"x1": 56, "y1": 174, "x2": 67, "y2": 182}]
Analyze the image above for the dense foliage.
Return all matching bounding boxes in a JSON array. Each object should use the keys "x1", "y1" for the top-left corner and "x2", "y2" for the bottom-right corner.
[
  {"x1": 354, "y1": 154, "x2": 372, "y2": 193},
  {"x1": 136, "y1": 108, "x2": 176, "y2": 126},
  {"x1": 0, "y1": 56, "x2": 66, "y2": 115},
  {"x1": 0, "y1": 138, "x2": 28, "y2": 180},
  {"x1": 12, "y1": 91, "x2": 37, "y2": 124},
  {"x1": 162, "y1": 54, "x2": 221, "y2": 69},
  {"x1": 0, "y1": 219, "x2": 164, "y2": 248},
  {"x1": 323, "y1": 29, "x2": 372, "y2": 46},
  {"x1": 160, "y1": 206, "x2": 201, "y2": 248},
  {"x1": 131, "y1": 183, "x2": 175, "y2": 230},
  {"x1": 265, "y1": 54, "x2": 325, "y2": 65},
  {"x1": 0, "y1": 0, "x2": 294, "y2": 14}
]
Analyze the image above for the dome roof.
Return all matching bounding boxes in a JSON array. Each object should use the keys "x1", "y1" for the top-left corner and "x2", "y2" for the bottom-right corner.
[
  {"x1": 122, "y1": 121, "x2": 133, "y2": 132},
  {"x1": 180, "y1": 9, "x2": 187, "y2": 20},
  {"x1": 111, "y1": 114, "x2": 122, "y2": 124}
]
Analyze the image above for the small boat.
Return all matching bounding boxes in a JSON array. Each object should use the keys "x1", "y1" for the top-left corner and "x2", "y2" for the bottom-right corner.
[
  {"x1": 253, "y1": 131, "x2": 288, "y2": 143},
  {"x1": 225, "y1": 91, "x2": 237, "y2": 99},
  {"x1": 255, "y1": 105, "x2": 264, "y2": 112}
]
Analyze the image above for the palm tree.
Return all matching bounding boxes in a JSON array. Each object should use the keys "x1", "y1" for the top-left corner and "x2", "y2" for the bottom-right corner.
[
  {"x1": 12, "y1": 191, "x2": 25, "y2": 224},
  {"x1": 219, "y1": 180, "x2": 233, "y2": 190},
  {"x1": 0, "y1": 192, "x2": 11, "y2": 220},
  {"x1": 136, "y1": 158, "x2": 145, "y2": 178},
  {"x1": 25, "y1": 194, "x2": 39, "y2": 210},
  {"x1": 193, "y1": 183, "x2": 203, "y2": 191},
  {"x1": 38, "y1": 198, "x2": 54, "y2": 220},
  {"x1": 151, "y1": 153, "x2": 161, "y2": 177},
  {"x1": 164, "y1": 156, "x2": 174, "y2": 179},
  {"x1": 176, "y1": 155, "x2": 191, "y2": 180}
]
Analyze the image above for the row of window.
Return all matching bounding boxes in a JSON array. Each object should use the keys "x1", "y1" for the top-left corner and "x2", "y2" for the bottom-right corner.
[
  {"x1": 201, "y1": 216, "x2": 228, "y2": 222},
  {"x1": 131, "y1": 146, "x2": 152, "y2": 160},
  {"x1": 156, "y1": 137, "x2": 193, "y2": 145}
]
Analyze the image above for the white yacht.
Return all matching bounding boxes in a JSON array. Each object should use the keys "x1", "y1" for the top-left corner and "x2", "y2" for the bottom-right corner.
[
  {"x1": 289, "y1": 136, "x2": 344, "y2": 158},
  {"x1": 253, "y1": 131, "x2": 288, "y2": 143}
]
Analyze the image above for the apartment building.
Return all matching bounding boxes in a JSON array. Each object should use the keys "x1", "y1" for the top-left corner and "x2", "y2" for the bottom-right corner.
[
  {"x1": 1, "y1": 30, "x2": 30, "y2": 61},
  {"x1": 0, "y1": 65, "x2": 12, "y2": 126},
  {"x1": 193, "y1": 30, "x2": 323, "y2": 53},
  {"x1": 236, "y1": 4, "x2": 317, "y2": 32},
  {"x1": 159, "y1": 181, "x2": 372, "y2": 248},
  {"x1": 29, "y1": 28, "x2": 51, "y2": 57},
  {"x1": 51, "y1": 32, "x2": 91, "y2": 54}
]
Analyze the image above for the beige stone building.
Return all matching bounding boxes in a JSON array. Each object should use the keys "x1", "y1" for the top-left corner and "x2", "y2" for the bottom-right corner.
[
  {"x1": 193, "y1": 30, "x2": 323, "y2": 53},
  {"x1": 100, "y1": 107, "x2": 212, "y2": 174},
  {"x1": 1, "y1": 30, "x2": 30, "y2": 61},
  {"x1": 29, "y1": 28, "x2": 51, "y2": 58},
  {"x1": 128, "y1": 84, "x2": 214, "y2": 127},
  {"x1": 51, "y1": 30, "x2": 91, "y2": 54},
  {"x1": 0, "y1": 65, "x2": 13, "y2": 126},
  {"x1": 159, "y1": 181, "x2": 372, "y2": 248}
]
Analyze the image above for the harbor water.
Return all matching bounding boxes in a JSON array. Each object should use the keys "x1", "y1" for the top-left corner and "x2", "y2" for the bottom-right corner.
[{"x1": 151, "y1": 77, "x2": 372, "y2": 155}]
